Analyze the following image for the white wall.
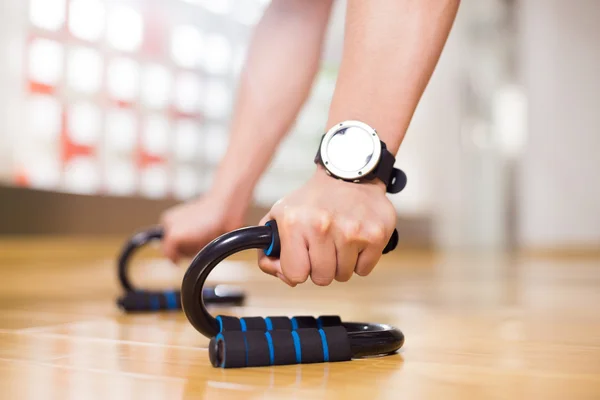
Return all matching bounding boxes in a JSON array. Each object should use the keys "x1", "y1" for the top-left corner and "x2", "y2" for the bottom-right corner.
[
  {"x1": 0, "y1": 0, "x2": 26, "y2": 182},
  {"x1": 402, "y1": 0, "x2": 514, "y2": 250},
  {"x1": 518, "y1": 0, "x2": 600, "y2": 248}
]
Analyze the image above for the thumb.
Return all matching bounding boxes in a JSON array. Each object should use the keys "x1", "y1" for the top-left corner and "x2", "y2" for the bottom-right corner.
[
  {"x1": 256, "y1": 210, "x2": 295, "y2": 286},
  {"x1": 257, "y1": 252, "x2": 295, "y2": 287},
  {"x1": 257, "y1": 210, "x2": 281, "y2": 276}
]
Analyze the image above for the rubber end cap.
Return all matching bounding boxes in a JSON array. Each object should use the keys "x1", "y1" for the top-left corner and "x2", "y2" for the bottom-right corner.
[
  {"x1": 264, "y1": 220, "x2": 281, "y2": 258},
  {"x1": 209, "y1": 336, "x2": 224, "y2": 367}
]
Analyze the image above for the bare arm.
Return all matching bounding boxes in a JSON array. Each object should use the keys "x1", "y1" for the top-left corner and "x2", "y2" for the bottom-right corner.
[
  {"x1": 213, "y1": 0, "x2": 335, "y2": 205},
  {"x1": 259, "y1": 0, "x2": 460, "y2": 286},
  {"x1": 161, "y1": 0, "x2": 333, "y2": 261},
  {"x1": 328, "y1": 0, "x2": 460, "y2": 154}
]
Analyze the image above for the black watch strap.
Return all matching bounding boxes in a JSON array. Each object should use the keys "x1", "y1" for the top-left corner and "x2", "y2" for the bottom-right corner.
[{"x1": 373, "y1": 143, "x2": 407, "y2": 194}]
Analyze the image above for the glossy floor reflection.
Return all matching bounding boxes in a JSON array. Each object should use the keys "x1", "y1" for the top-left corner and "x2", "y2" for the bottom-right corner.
[{"x1": 0, "y1": 238, "x2": 599, "y2": 399}]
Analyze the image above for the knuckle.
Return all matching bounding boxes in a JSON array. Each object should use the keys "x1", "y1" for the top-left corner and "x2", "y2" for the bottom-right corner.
[
  {"x1": 340, "y1": 220, "x2": 362, "y2": 243},
  {"x1": 366, "y1": 225, "x2": 387, "y2": 244},
  {"x1": 281, "y1": 207, "x2": 300, "y2": 228},
  {"x1": 310, "y1": 211, "x2": 332, "y2": 235}
]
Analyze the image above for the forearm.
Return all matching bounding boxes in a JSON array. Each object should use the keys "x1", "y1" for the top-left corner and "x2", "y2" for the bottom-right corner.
[
  {"x1": 327, "y1": 0, "x2": 460, "y2": 154},
  {"x1": 211, "y1": 0, "x2": 334, "y2": 205}
]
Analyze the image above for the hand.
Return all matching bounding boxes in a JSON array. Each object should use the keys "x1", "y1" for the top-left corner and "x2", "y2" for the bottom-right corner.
[
  {"x1": 258, "y1": 166, "x2": 397, "y2": 287},
  {"x1": 160, "y1": 193, "x2": 247, "y2": 264}
]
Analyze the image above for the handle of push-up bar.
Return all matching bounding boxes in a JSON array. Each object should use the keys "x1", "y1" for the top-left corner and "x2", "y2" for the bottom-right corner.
[
  {"x1": 214, "y1": 315, "x2": 342, "y2": 332},
  {"x1": 209, "y1": 325, "x2": 352, "y2": 368},
  {"x1": 263, "y1": 220, "x2": 399, "y2": 258},
  {"x1": 117, "y1": 290, "x2": 181, "y2": 312},
  {"x1": 118, "y1": 287, "x2": 246, "y2": 312},
  {"x1": 117, "y1": 227, "x2": 247, "y2": 312}
]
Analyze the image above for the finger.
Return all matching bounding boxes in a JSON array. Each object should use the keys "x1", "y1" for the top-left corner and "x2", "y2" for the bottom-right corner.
[
  {"x1": 354, "y1": 246, "x2": 383, "y2": 277},
  {"x1": 279, "y1": 213, "x2": 311, "y2": 285},
  {"x1": 354, "y1": 226, "x2": 387, "y2": 277},
  {"x1": 334, "y1": 243, "x2": 359, "y2": 282},
  {"x1": 276, "y1": 273, "x2": 296, "y2": 287},
  {"x1": 308, "y1": 235, "x2": 337, "y2": 286},
  {"x1": 159, "y1": 212, "x2": 172, "y2": 228},
  {"x1": 161, "y1": 237, "x2": 180, "y2": 264},
  {"x1": 333, "y1": 220, "x2": 361, "y2": 282},
  {"x1": 257, "y1": 250, "x2": 281, "y2": 277},
  {"x1": 178, "y1": 232, "x2": 217, "y2": 258},
  {"x1": 257, "y1": 252, "x2": 296, "y2": 286}
]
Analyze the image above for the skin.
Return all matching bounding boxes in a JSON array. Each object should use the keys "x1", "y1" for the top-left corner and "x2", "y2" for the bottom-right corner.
[
  {"x1": 161, "y1": 0, "x2": 334, "y2": 262},
  {"x1": 162, "y1": 0, "x2": 460, "y2": 286}
]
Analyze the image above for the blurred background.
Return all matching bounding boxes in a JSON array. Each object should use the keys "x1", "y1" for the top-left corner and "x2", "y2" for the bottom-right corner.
[{"x1": 0, "y1": 0, "x2": 598, "y2": 254}]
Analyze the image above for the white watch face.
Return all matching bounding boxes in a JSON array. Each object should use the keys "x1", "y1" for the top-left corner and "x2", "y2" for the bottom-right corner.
[{"x1": 320, "y1": 120, "x2": 381, "y2": 180}]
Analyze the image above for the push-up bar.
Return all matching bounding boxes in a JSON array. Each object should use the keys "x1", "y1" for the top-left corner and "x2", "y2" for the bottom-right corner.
[
  {"x1": 180, "y1": 221, "x2": 404, "y2": 368},
  {"x1": 116, "y1": 227, "x2": 245, "y2": 312}
]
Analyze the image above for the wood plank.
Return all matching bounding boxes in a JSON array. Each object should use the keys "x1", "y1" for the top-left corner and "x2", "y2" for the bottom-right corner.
[{"x1": 0, "y1": 238, "x2": 599, "y2": 399}]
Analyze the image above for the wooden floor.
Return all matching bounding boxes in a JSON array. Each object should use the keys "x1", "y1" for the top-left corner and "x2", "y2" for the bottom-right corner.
[{"x1": 0, "y1": 237, "x2": 599, "y2": 399}]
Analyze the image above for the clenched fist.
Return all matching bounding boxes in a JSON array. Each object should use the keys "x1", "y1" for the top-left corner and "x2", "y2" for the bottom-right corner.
[
  {"x1": 160, "y1": 193, "x2": 247, "y2": 264},
  {"x1": 258, "y1": 166, "x2": 397, "y2": 287}
]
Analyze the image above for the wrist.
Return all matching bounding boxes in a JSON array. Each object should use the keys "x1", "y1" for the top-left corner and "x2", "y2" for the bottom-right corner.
[
  {"x1": 313, "y1": 164, "x2": 387, "y2": 194},
  {"x1": 208, "y1": 163, "x2": 254, "y2": 211},
  {"x1": 209, "y1": 182, "x2": 253, "y2": 210},
  {"x1": 208, "y1": 134, "x2": 279, "y2": 205}
]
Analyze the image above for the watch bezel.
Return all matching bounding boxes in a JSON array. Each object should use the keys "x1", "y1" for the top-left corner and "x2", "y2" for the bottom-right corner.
[{"x1": 319, "y1": 120, "x2": 382, "y2": 181}]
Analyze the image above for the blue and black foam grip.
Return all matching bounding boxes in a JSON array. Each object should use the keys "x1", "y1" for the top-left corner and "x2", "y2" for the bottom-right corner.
[
  {"x1": 180, "y1": 221, "x2": 405, "y2": 368},
  {"x1": 118, "y1": 290, "x2": 181, "y2": 312},
  {"x1": 215, "y1": 315, "x2": 341, "y2": 332},
  {"x1": 116, "y1": 227, "x2": 245, "y2": 312},
  {"x1": 210, "y1": 326, "x2": 352, "y2": 368},
  {"x1": 209, "y1": 315, "x2": 349, "y2": 368},
  {"x1": 117, "y1": 287, "x2": 243, "y2": 312}
]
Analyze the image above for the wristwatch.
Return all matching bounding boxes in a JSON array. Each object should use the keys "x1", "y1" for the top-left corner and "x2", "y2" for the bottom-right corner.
[{"x1": 314, "y1": 120, "x2": 407, "y2": 194}]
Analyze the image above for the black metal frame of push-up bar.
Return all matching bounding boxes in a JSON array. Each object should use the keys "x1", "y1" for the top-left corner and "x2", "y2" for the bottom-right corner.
[
  {"x1": 180, "y1": 221, "x2": 404, "y2": 368},
  {"x1": 116, "y1": 227, "x2": 245, "y2": 312}
]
